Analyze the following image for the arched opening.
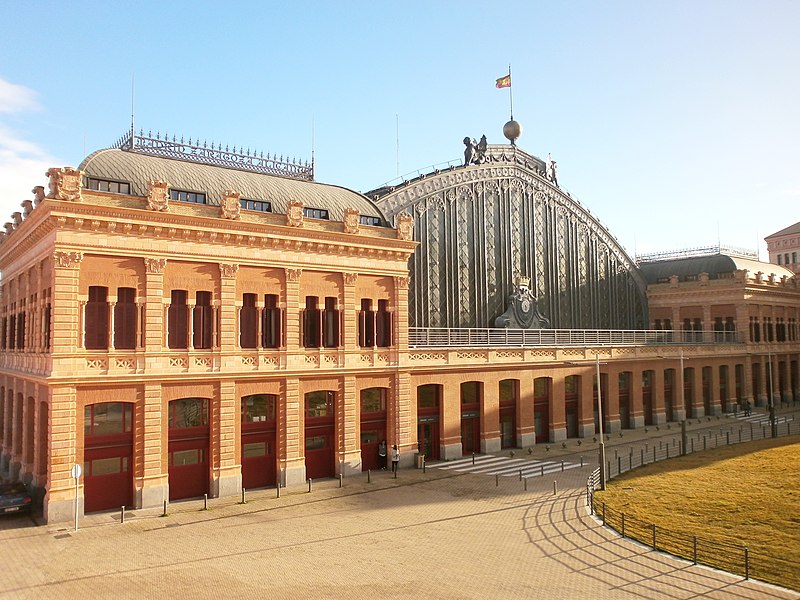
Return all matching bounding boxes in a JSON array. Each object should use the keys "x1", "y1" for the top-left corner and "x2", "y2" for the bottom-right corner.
[
  {"x1": 499, "y1": 379, "x2": 518, "y2": 448},
  {"x1": 534, "y1": 377, "x2": 551, "y2": 443},
  {"x1": 360, "y1": 388, "x2": 387, "y2": 471},
  {"x1": 83, "y1": 402, "x2": 133, "y2": 512},
  {"x1": 565, "y1": 375, "x2": 580, "y2": 438},
  {"x1": 168, "y1": 398, "x2": 209, "y2": 500},
  {"x1": 417, "y1": 385, "x2": 441, "y2": 460},
  {"x1": 460, "y1": 382, "x2": 481, "y2": 456},
  {"x1": 304, "y1": 391, "x2": 336, "y2": 479},
  {"x1": 240, "y1": 394, "x2": 277, "y2": 489}
]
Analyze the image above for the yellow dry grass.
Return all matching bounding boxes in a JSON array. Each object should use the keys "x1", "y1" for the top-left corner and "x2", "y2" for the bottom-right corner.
[{"x1": 594, "y1": 437, "x2": 800, "y2": 590}]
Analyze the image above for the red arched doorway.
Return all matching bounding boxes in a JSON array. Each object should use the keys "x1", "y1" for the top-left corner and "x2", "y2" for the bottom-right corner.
[
  {"x1": 305, "y1": 391, "x2": 335, "y2": 480},
  {"x1": 417, "y1": 384, "x2": 441, "y2": 460},
  {"x1": 360, "y1": 388, "x2": 387, "y2": 471},
  {"x1": 241, "y1": 394, "x2": 277, "y2": 489},
  {"x1": 168, "y1": 398, "x2": 209, "y2": 500},
  {"x1": 83, "y1": 402, "x2": 133, "y2": 513}
]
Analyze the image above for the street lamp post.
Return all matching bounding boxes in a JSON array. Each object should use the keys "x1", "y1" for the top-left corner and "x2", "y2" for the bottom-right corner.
[
  {"x1": 767, "y1": 349, "x2": 777, "y2": 438},
  {"x1": 595, "y1": 353, "x2": 606, "y2": 490}
]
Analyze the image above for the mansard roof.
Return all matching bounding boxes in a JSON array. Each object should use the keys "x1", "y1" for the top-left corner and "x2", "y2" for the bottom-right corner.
[
  {"x1": 638, "y1": 253, "x2": 795, "y2": 284},
  {"x1": 78, "y1": 147, "x2": 386, "y2": 223},
  {"x1": 765, "y1": 221, "x2": 800, "y2": 239}
]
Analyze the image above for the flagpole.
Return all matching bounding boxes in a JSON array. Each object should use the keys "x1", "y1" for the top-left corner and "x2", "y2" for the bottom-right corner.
[{"x1": 508, "y1": 64, "x2": 514, "y2": 120}]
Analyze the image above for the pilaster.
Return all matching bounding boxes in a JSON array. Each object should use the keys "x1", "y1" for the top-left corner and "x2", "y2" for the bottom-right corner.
[
  {"x1": 211, "y1": 380, "x2": 240, "y2": 498},
  {"x1": 440, "y1": 382, "x2": 461, "y2": 460},
  {"x1": 481, "y1": 378, "x2": 501, "y2": 453},
  {"x1": 44, "y1": 386, "x2": 79, "y2": 524}
]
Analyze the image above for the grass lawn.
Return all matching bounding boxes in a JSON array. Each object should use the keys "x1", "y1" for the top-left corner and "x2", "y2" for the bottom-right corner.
[{"x1": 594, "y1": 437, "x2": 800, "y2": 591}]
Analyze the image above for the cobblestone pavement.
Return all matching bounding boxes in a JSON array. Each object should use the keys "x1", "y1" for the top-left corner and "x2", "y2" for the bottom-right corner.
[{"x1": 0, "y1": 411, "x2": 797, "y2": 600}]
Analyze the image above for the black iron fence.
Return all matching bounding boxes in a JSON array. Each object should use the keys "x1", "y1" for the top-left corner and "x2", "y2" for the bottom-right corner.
[{"x1": 586, "y1": 413, "x2": 800, "y2": 591}]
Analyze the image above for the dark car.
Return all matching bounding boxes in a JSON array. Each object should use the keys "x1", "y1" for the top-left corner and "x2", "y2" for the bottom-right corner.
[{"x1": 0, "y1": 482, "x2": 32, "y2": 515}]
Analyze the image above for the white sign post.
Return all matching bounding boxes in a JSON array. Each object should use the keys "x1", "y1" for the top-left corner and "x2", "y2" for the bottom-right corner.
[{"x1": 71, "y1": 464, "x2": 82, "y2": 532}]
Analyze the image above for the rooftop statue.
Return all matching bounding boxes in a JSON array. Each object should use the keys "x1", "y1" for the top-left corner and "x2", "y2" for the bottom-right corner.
[
  {"x1": 494, "y1": 276, "x2": 550, "y2": 329},
  {"x1": 463, "y1": 135, "x2": 488, "y2": 166}
]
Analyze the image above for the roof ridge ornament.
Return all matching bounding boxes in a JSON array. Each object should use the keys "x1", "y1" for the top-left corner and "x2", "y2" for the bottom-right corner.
[{"x1": 111, "y1": 129, "x2": 314, "y2": 181}]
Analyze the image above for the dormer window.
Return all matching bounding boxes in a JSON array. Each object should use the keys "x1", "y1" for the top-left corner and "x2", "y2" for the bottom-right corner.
[
  {"x1": 303, "y1": 207, "x2": 329, "y2": 220},
  {"x1": 240, "y1": 198, "x2": 272, "y2": 213},
  {"x1": 359, "y1": 215, "x2": 382, "y2": 226},
  {"x1": 85, "y1": 178, "x2": 131, "y2": 195},
  {"x1": 171, "y1": 189, "x2": 207, "y2": 204}
]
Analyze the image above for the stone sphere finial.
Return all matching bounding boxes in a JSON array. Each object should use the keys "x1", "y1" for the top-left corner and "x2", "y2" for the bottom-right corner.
[{"x1": 503, "y1": 120, "x2": 522, "y2": 145}]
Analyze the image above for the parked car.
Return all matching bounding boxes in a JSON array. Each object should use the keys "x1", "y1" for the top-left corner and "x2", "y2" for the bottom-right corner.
[{"x1": 0, "y1": 482, "x2": 32, "y2": 515}]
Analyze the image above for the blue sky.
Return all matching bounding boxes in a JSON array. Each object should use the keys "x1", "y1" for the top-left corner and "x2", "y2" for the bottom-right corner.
[{"x1": 1, "y1": 1, "x2": 798, "y2": 259}]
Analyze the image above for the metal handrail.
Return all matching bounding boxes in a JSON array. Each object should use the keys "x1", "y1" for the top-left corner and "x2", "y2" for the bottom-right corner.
[{"x1": 409, "y1": 328, "x2": 743, "y2": 348}]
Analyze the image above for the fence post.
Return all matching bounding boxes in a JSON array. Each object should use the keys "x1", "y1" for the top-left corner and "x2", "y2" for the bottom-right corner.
[
  {"x1": 276, "y1": 482, "x2": 281, "y2": 498},
  {"x1": 602, "y1": 502, "x2": 606, "y2": 525},
  {"x1": 241, "y1": 488, "x2": 246, "y2": 504},
  {"x1": 367, "y1": 469, "x2": 371, "y2": 483},
  {"x1": 739, "y1": 428, "x2": 742, "y2": 442},
  {"x1": 472, "y1": 452, "x2": 475, "y2": 465},
  {"x1": 703, "y1": 435, "x2": 706, "y2": 450},
  {"x1": 203, "y1": 494, "x2": 208, "y2": 511},
  {"x1": 561, "y1": 460, "x2": 565, "y2": 472},
  {"x1": 693, "y1": 536, "x2": 697, "y2": 564},
  {"x1": 553, "y1": 480, "x2": 557, "y2": 495},
  {"x1": 339, "y1": 474, "x2": 343, "y2": 488},
  {"x1": 653, "y1": 446, "x2": 656, "y2": 462},
  {"x1": 641, "y1": 448, "x2": 644, "y2": 465},
  {"x1": 519, "y1": 469, "x2": 522, "y2": 481},
  {"x1": 652, "y1": 524, "x2": 656, "y2": 550},
  {"x1": 524, "y1": 477, "x2": 527, "y2": 491},
  {"x1": 308, "y1": 478, "x2": 313, "y2": 493},
  {"x1": 540, "y1": 465, "x2": 544, "y2": 477},
  {"x1": 496, "y1": 474, "x2": 499, "y2": 487},
  {"x1": 745, "y1": 547, "x2": 749, "y2": 580},
  {"x1": 120, "y1": 506, "x2": 125, "y2": 524},
  {"x1": 726, "y1": 431, "x2": 730, "y2": 445},
  {"x1": 580, "y1": 456, "x2": 584, "y2": 467},
  {"x1": 621, "y1": 513, "x2": 625, "y2": 538}
]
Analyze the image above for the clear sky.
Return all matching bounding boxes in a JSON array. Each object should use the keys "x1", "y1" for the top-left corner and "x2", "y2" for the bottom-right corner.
[{"x1": 1, "y1": 1, "x2": 798, "y2": 260}]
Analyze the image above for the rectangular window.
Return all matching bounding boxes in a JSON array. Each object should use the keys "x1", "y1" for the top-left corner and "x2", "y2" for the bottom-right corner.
[
  {"x1": 262, "y1": 294, "x2": 281, "y2": 348},
  {"x1": 499, "y1": 380, "x2": 517, "y2": 405},
  {"x1": 44, "y1": 304, "x2": 51, "y2": 350},
  {"x1": 322, "y1": 297, "x2": 339, "y2": 348},
  {"x1": 303, "y1": 207, "x2": 329, "y2": 220},
  {"x1": 305, "y1": 435, "x2": 327, "y2": 451},
  {"x1": 171, "y1": 449, "x2": 203, "y2": 466},
  {"x1": 240, "y1": 293, "x2": 258, "y2": 349},
  {"x1": 358, "y1": 299, "x2": 375, "y2": 347},
  {"x1": 305, "y1": 391, "x2": 333, "y2": 418},
  {"x1": 170, "y1": 189, "x2": 207, "y2": 204},
  {"x1": 360, "y1": 388, "x2": 386, "y2": 413},
  {"x1": 193, "y1": 291, "x2": 213, "y2": 349},
  {"x1": 169, "y1": 398, "x2": 208, "y2": 429},
  {"x1": 376, "y1": 299, "x2": 392, "y2": 347},
  {"x1": 417, "y1": 385, "x2": 439, "y2": 409},
  {"x1": 0, "y1": 317, "x2": 6, "y2": 350},
  {"x1": 168, "y1": 290, "x2": 189, "y2": 349},
  {"x1": 8, "y1": 314, "x2": 15, "y2": 350},
  {"x1": 778, "y1": 255, "x2": 783, "y2": 265},
  {"x1": 460, "y1": 382, "x2": 480, "y2": 405},
  {"x1": 85, "y1": 178, "x2": 131, "y2": 195},
  {"x1": 114, "y1": 287, "x2": 137, "y2": 350},
  {"x1": 241, "y1": 394, "x2": 276, "y2": 422},
  {"x1": 84, "y1": 402, "x2": 133, "y2": 436},
  {"x1": 243, "y1": 442, "x2": 267, "y2": 459},
  {"x1": 240, "y1": 198, "x2": 272, "y2": 213},
  {"x1": 85, "y1": 286, "x2": 109, "y2": 350},
  {"x1": 15, "y1": 311, "x2": 24, "y2": 350},
  {"x1": 359, "y1": 215, "x2": 381, "y2": 226},
  {"x1": 303, "y1": 296, "x2": 321, "y2": 348}
]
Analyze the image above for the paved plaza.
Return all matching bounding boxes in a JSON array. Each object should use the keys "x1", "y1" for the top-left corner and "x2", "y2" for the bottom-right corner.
[{"x1": 1, "y1": 414, "x2": 797, "y2": 600}]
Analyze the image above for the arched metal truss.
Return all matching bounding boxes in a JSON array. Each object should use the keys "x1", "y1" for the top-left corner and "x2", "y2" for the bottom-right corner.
[{"x1": 372, "y1": 145, "x2": 648, "y2": 330}]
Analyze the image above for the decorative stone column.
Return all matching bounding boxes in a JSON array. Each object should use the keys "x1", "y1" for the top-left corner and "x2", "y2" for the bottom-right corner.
[
  {"x1": 393, "y1": 276, "x2": 410, "y2": 366},
  {"x1": 338, "y1": 375, "x2": 361, "y2": 476},
  {"x1": 44, "y1": 385, "x2": 79, "y2": 524},
  {"x1": 651, "y1": 368, "x2": 666, "y2": 425},
  {"x1": 280, "y1": 377, "x2": 305, "y2": 486},
  {"x1": 578, "y1": 373, "x2": 595, "y2": 438},
  {"x1": 342, "y1": 273, "x2": 358, "y2": 360},
  {"x1": 481, "y1": 377, "x2": 501, "y2": 453},
  {"x1": 218, "y1": 264, "x2": 239, "y2": 363},
  {"x1": 143, "y1": 258, "x2": 167, "y2": 354},
  {"x1": 630, "y1": 370, "x2": 644, "y2": 428},
  {"x1": 392, "y1": 371, "x2": 415, "y2": 468},
  {"x1": 605, "y1": 368, "x2": 620, "y2": 433},
  {"x1": 137, "y1": 382, "x2": 168, "y2": 509},
  {"x1": 51, "y1": 251, "x2": 83, "y2": 354},
  {"x1": 212, "y1": 380, "x2": 240, "y2": 498},
  {"x1": 550, "y1": 376, "x2": 566, "y2": 442},
  {"x1": 518, "y1": 376, "x2": 535, "y2": 447},
  {"x1": 709, "y1": 365, "x2": 722, "y2": 416},
  {"x1": 440, "y1": 382, "x2": 461, "y2": 460}
]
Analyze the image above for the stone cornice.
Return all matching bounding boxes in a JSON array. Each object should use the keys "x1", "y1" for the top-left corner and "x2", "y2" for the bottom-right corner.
[{"x1": 0, "y1": 199, "x2": 417, "y2": 270}]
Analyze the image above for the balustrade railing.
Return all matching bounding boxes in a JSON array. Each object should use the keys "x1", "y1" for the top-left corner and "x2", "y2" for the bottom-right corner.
[{"x1": 409, "y1": 328, "x2": 743, "y2": 348}]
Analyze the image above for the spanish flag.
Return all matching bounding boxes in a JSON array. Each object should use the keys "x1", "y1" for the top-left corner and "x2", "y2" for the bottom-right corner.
[{"x1": 495, "y1": 74, "x2": 511, "y2": 89}]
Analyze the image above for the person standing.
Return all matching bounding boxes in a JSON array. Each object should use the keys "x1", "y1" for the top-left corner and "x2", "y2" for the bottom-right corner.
[
  {"x1": 378, "y1": 440, "x2": 387, "y2": 470},
  {"x1": 391, "y1": 444, "x2": 400, "y2": 474}
]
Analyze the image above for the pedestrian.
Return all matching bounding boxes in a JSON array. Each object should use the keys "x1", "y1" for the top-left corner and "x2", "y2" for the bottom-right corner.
[
  {"x1": 391, "y1": 444, "x2": 400, "y2": 474},
  {"x1": 378, "y1": 440, "x2": 387, "y2": 470}
]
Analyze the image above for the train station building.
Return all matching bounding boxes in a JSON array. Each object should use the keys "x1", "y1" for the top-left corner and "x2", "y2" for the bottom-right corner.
[{"x1": 0, "y1": 126, "x2": 798, "y2": 523}]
